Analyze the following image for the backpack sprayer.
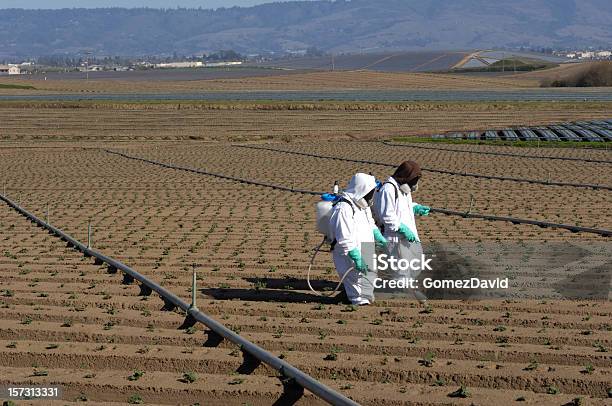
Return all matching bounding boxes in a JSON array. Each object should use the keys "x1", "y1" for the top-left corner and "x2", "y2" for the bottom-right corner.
[{"x1": 309, "y1": 181, "x2": 351, "y2": 296}]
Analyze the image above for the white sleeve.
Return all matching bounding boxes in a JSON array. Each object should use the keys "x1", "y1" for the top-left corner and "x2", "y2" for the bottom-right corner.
[
  {"x1": 330, "y1": 203, "x2": 358, "y2": 255},
  {"x1": 377, "y1": 185, "x2": 401, "y2": 232}
]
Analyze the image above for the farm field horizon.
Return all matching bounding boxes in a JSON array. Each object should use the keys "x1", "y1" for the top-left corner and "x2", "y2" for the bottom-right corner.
[{"x1": 1, "y1": 63, "x2": 611, "y2": 405}]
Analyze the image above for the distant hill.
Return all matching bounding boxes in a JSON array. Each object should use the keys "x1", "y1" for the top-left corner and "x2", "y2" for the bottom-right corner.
[{"x1": 1, "y1": 0, "x2": 611, "y2": 57}]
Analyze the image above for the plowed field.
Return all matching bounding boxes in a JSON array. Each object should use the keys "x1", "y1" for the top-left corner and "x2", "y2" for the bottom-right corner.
[
  {"x1": 1, "y1": 101, "x2": 611, "y2": 142},
  {"x1": 1, "y1": 142, "x2": 610, "y2": 405}
]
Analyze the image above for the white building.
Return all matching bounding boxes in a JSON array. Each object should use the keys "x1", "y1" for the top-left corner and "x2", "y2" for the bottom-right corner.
[
  {"x1": 0, "y1": 64, "x2": 21, "y2": 75},
  {"x1": 204, "y1": 61, "x2": 243, "y2": 67},
  {"x1": 155, "y1": 61, "x2": 203, "y2": 69}
]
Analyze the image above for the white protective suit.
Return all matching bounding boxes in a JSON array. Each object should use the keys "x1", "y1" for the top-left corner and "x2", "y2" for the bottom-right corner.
[
  {"x1": 328, "y1": 173, "x2": 378, "y2": 305},
  {"x1": 373, "y1": 176, "x2": 423, "y2": 279}
]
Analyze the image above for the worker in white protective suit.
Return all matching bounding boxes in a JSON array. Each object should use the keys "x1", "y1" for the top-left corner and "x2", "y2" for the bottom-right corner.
[
  {"x1": 328, "y1": 173, "x2": 387, "y2": 306},
  {"x1": 373, "y1": 161, "x2": 430, "y2": 302}
]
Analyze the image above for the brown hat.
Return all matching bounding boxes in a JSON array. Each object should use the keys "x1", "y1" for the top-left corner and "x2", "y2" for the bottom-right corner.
[{"x1": 392, "y1": 160, "x2": 422, "y2": 185}]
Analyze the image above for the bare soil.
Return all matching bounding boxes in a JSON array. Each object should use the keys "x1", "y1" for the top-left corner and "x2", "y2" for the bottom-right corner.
[
  {"x1": 2, "y1": 70, "x2": 540, "y2": 94},
  {"x1": 0, "y1": 142, "x2": 610, "y2": 404},
  {"x1": 1, "y1": 101, "x2": 611, "y2": 142}
]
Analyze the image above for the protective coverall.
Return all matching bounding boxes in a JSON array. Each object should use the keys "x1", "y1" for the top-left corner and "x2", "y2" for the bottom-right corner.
[
  {"x1": 373, "y1": 161, "x2": 425, "y2": 281},
  {"x1": 328, "y1": 173, "x2": 379, "y2": 306},
  {"x1": 374, "y1": 176, "x2": 420, "y2": 244}
]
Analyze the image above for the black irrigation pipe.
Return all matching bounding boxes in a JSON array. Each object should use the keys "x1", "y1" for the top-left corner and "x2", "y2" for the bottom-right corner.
[
  {"x1": 104, "y1": 149, "x2": 323, "y2": 195},
  {"x1": 0, "y1": 192, "x2": 360, "y2": 406},
  {"x1": 381, "y1": 141, "x2": 612, "y2": 165},
  {"x1": 103, "y1": 149, "x2": 611, "y2": 237},
  {"x1": 235, "y1": 144, "x2": 612, "y2": 192},
  {"x1": 430, "y1": 207, "x2": 611, "y2": 237}
]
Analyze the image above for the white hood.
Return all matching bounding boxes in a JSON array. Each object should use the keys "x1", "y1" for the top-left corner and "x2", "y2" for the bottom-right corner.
[{"x1": 343, "y1": 173, "x2": 377, "y2": 203}]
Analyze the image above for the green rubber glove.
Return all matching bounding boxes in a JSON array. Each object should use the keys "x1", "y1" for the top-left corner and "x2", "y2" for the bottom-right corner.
[
  {"x1": 398, "y1": 223, "x2": 419, "y2": 242},
  {"x1": 413, "y1": 204, "x2": 430, "y2": 216},
  {"x1": 372, "y1": 228, "x2": 388, "y2": 250},
  {"x1": 347, "y1": 248, "x2": 368, "y2": 274}
]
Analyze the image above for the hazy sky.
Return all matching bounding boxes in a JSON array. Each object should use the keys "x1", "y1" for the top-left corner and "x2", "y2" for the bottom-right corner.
[{"x1": 0, "y1": 0, "x2": 282, "y2": 9}]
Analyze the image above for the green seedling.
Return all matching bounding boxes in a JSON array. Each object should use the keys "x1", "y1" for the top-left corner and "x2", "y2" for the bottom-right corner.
[
  {"x1": 323, "y1": 346, "x2": 342, "y2": 361},
  {"x1": 128, "y1": 370, "x2": 145, "y2": 381},
  {"x1": 128, "y1": 394, "x2": 144, "y2": 404},
  {"x1": 448, "y1": 385, "x2": 471, "y2": 398},
  {"x1": 401, "y1": 332, "x2": 419, "y2": 344},
  {"x1": 32, "y1": 369, "x2": 49, "y2": 377},
  {"x1": 420, "y1": 305, "x2": 434, "y2": 314},
  {"x1": 581, "y1": 364, "x2": 594, "y2": 374},
  {"x1": 342, "y1": 304, "x2": 357, "y2": 312},
  {"x1": 594, "y1": 343, "x2": 607, "y2": 352},
  {"x1": 418, "y1": 352, "x2": 435, "y2": 367},
  {"x1": 181, "y1": 372, "x2": 197, "y2": 383},
  {"x1": 496, "y1": 336, "x2": 509, "y2": 344}
]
